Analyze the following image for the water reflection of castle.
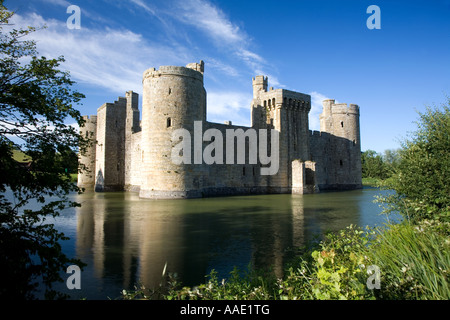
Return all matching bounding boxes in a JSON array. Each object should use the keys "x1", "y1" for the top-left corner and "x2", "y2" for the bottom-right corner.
[{"x1": 75, "y1": 192, "x2": 361, "y2": 294}]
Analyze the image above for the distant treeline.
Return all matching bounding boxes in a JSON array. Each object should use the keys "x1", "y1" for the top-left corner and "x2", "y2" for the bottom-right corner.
[{"x1": 361, "y1": 148, "x2": 400, "y2": 180}]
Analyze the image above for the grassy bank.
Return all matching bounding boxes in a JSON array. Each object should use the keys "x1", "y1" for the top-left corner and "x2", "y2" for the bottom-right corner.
[{"x1": 362, "y1": 177, "x2": 382, "y2": 187}]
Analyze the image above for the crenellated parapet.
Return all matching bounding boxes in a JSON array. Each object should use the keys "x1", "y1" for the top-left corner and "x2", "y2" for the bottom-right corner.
[{"x1": 143, "y1": 61, "x2": 204, "y2": 83}]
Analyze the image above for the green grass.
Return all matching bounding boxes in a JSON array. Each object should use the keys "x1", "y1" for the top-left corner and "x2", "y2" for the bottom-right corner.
[
  {"x1": 12, "y1": 149, "x2": 32, "y2": 163},
  {"x1": 70, "y1": 173, "x2": 78, "y2": 183},
  {"x1": 368, "y1": 220, "x2": 450, "y2": 300},
  {"x1": 362, "y1": 177, "x2": 382, "y2": 187}
]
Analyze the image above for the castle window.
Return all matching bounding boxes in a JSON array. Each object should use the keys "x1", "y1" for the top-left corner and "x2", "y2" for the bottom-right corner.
[
  {"x1": 341, "y1": 121, "x2": 344, "y2": 128},
  {"x1": 166, "y1": 117, "x2": 172, "y2": 128},
  {"x1": 340, "y1": 160, "x2": 343, "y2": 166}
]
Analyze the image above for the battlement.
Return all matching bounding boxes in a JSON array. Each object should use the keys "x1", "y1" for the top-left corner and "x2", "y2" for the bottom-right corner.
[
  {"x1": 322, "y1": 99, "x2": 359, "y2": 115},
  {"x1": 143, "y1": 61, "x2": 204, "y2": 82},
  {"x1": 331, "y1": 103, "x2": 359, "y2": 115},
  {"x1": 252, "y1": 75, "x2": 268, "y2": 88},
  {"x1": 82, "y1": 115, "x2": 97, "y2": 122},
  {"x1": 186, "y1": 60, "x2": 204, "y2": 74},
  {"x1": 256, "y1": 88, "x2": 311, "y2": 112}
]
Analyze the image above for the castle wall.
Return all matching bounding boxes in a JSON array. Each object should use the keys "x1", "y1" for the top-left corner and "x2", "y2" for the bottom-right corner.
[
  {"x1": 94, "y1": 99, "x2": 127, "y2": 192},
  {"x1": 78, "y1": 115, "x2": 97, "y2": 187},
  {"x1": 200, "y1": 121, "x2": 279, "y2": 197},
  {"x1": 125, "y1": 131, "x2": 143, "y2": 191},
  {"x1": 124, "y1": 91, "x2": 140, "y2": 188}
]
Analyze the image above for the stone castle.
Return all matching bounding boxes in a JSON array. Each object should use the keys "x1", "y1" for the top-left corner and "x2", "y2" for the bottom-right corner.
[{"x1": 78, "y1": 61, "x2": 362, "y2": 199}]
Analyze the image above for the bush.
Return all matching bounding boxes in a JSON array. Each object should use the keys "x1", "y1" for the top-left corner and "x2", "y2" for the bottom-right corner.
[{"x1": 379, "y1": 101, "x2": 450, "y2": 222}]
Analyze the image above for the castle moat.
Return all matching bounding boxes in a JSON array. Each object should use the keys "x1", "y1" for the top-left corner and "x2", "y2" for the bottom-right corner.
[{"x1": 41, "y1": 187, "x2": 396, "y2": 299}]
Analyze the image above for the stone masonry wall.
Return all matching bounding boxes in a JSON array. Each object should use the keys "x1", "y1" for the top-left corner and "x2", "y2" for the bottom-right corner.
[{"x1": 78, "y1": 115, "x2": 97, "y2": 187}]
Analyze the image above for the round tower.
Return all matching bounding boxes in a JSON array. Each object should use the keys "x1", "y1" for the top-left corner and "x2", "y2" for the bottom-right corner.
[
  {"x1": 139, "y1": 61, "x2": 207, "y2": 199},
  {"x1": 330, "y1": 103, "x2": 362, "y2": 188},
  {"x1": 329, "y1": 103, "x2": 360, "y2": 147}
]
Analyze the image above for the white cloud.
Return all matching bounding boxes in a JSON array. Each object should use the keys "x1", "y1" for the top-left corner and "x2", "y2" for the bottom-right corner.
[
  {"x1": 309, "y1": 91, "x2": 329, "y2": 131},
  {"x1": 174, "y1": 0, "x2": 245, "y2": 46},
  {"x1": 9, "y1": 12, "x2": 187, "y2": 95},
  {"x1": 40, "y1": 0, "x2": 71, "y2": 7},
  {"x1": 206, "y1": 91, "x2": 253, "y2": 126},
  {"x1": 171, "y1": 0, "x2": 276, "y2": 82},
  {"x1": 129, "y1": 0, "x2": 157, "y2": 15},
  {"x1": 205, "y1": 57, "x2": 240, "y2": 78}
]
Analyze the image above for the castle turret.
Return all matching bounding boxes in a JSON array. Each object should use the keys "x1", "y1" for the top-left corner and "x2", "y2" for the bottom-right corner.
[
  {"x1": 139, "y1": 61, "x2": 207, "y2": 199},
  {"x1": 252, "y1": 75, "x2": 268, "y2": 99},
  {"x1": 314, "y1": 100, "x2": 362, "y2": 189}
]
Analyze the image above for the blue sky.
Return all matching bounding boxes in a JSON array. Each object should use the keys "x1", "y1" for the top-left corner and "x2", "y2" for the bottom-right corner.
[{"x1": 5, "y1": 0, "x2": 450, "y2": 153}]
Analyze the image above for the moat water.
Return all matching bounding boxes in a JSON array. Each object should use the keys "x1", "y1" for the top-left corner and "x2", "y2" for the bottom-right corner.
[{"x1": 35, "y1": 187, "x2": 396, "y2": 299}]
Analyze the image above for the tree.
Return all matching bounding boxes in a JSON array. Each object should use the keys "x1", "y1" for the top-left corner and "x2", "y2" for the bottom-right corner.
[
  {"x1": 361, "y1": 149, "x2": 389, "y2": 180},
  {"x1": 379, "y1": 99, "x2": 450, "y2": 222},
  {"x1": 0, "y1": 3, "x2": 87, "y2": 299},
  {"x1": 382, "y1": 148, "x2": 400, "y2": 175}
]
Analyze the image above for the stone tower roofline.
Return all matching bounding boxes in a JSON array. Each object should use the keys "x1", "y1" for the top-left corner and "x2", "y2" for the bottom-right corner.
[
  {"x1": 322, "y1": 99, "x2": 359, "y2": 115},
  {"x1": 82, "y1": 115, "x2": 97, "y2": 122},
  {"x1": 143, "y1": 61, "x2": 204, "y2": 82},
  {"x1": 253, "y1": 85, "x2": 311, "y2": 113},
  {"x1": 252, "y1": 75, "x2": 268, "y2": 87}
]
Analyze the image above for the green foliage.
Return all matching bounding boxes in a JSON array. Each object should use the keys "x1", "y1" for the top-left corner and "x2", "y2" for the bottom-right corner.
[
  {"x1": 361, "y1": 149, "x2": 390, "y2": 180},
  {"x1": 277, "y1": 225, "x2": 376, "y2": 300},
  {"x1": 0, "y1": 3, "x2": 87, "y2": 299},
  {"x1": 165, "y1": 267, "x2": 276, "y2": 300},
  {"x1": 368, "y1": 220, "x2": 450, "y2": 300},
  {"x1": 378, "y1": 100, "x2": 450, "y2": 222}
]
